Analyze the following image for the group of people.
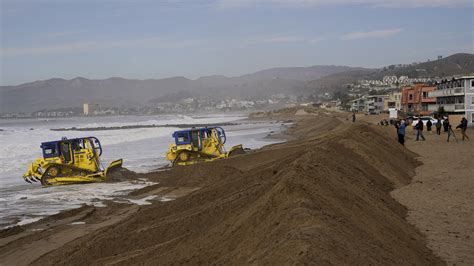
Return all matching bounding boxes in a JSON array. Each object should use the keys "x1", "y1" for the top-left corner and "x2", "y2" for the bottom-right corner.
[{"x1": 395, "y1": 117, "x2": 470, "y2": 146}]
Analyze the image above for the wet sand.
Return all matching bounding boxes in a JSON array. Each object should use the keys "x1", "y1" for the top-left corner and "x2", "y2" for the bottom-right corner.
[{"x1": 0, "y1": 108, "x2": 467, "y2": 265}]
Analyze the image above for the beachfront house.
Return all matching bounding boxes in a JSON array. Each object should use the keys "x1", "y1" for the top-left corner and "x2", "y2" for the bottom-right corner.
[
  {"x1": 428, "y1": 76, "x2": 474, "y2": 125},
  {"x1": 384, "y1": 91, "x2": 402, "y2": 111},
  {"x1": 351, "y1": 98, "x2": 365, "y2": 112},
  {"x1": 401, "y1": 84, "x2": 437, "y2": 116},
  {"x1": 365, "y1": 95, "x2": 388, "y2": 114},
  {"x1": 351, "y1": 95, "x2": 388, "y2": 114}
]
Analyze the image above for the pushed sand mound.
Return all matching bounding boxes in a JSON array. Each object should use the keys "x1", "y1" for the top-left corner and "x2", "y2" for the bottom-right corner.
[{"x1": 30, "y1": 114, "x2": 442, "y2": 265}]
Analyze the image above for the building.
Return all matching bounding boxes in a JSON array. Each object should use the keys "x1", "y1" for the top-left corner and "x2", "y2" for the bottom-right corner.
[
  {"x1": 351, "y1": 97, "x2": 366, "y2": 112},
  {"x1": 351, "y1": 95, "x2": 387, "y2": 114},
  {"x1": 384, "y1": 91, "x2": 402, "y2": 111},
  {"x1": 365, "y1": 95, "x2": 388, "y2": 114},
  {"x1": 83, "y1": 103, "x2": 99, "y2": 115},
  {"x1": 428, "y1": 76, "x2": 474, "y2": 125},
  {"x1": 401, "y1": 84, "x2": 436, "y2": 116},
  {"x1": 383, "y1": 75, "x2": 398, "y2": 85}
]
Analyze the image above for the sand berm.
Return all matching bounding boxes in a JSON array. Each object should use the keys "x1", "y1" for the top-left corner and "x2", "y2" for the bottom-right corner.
[{"x1": 0, "y1": 109, "x2": 443, "y2": 265}]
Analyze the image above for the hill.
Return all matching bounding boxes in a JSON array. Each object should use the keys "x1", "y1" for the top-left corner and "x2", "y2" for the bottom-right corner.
[
  {"x1": 0, "y1": 65, "x2": 358, "y2": 113},
  {"x1": 299, "y1": 53, "x2": 474, "y2": 96},
  {"x1": 373, "y1": 53, "x2": 474, "y2": 79}
]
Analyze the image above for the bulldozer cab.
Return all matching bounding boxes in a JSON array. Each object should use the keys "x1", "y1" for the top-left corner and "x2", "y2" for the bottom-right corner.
[
  {"x1": 40, "y1": 137, "x2": 102, "y2": 164},
  {"x1": 172, "y1": 127, "x2": 226, "y2": 151}
]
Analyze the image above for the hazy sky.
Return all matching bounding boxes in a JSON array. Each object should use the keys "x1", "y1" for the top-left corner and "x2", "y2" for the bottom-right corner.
[{"x1": 1, "y1": 0, "x2": 473, "y2": 85}]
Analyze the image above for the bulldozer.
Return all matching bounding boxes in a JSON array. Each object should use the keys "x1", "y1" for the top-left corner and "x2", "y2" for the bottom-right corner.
[
  {"x1": 166, "y1": 126, "x2": 245, "y2": 166},
  {"x1": 23, "y1": 136, "x2": 123, "y2": 186}
]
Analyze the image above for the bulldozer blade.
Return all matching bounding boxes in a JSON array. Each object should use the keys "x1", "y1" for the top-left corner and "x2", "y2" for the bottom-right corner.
[
  {"x1": 24, "y1": 177, "x2": 32, "y2": 183},
  {"x1": 105, "y1": 159, "x2": 123, "y2": 176},
  {"x1": 228, "y1": 144, "x2": 245, "y2": 157}
]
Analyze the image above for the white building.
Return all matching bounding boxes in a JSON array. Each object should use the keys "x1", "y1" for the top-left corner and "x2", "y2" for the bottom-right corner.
[
  {"x1": 428, "y1": 76, "x2": 474, "y2": 125},
  {"x1": 83, "y1": 103, "x2": 99, "y2": 115},
  {"x1": 351, "y1": 95, "x2": 388, "y2": 114}
]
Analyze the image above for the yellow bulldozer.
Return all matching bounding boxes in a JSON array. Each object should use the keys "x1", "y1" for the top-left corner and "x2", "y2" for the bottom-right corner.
[
  {"x1": 166, "y1": 126, "x2": 244, "y2": 166},
  {"x1": 23, "y1": 136, "x2": 123, "y2": 186}
]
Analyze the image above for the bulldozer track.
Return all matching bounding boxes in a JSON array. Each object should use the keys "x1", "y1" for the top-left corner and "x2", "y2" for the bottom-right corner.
[{"x1": 41, "y1": 164, "x2": 95, "y2": 186}]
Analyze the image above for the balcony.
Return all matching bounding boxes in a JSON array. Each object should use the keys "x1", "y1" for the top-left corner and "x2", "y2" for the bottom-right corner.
[
  {"x1": 428, "y1": 104, "x2": 465, "y2": 112},
  {"x1": 429, "y1": 87, "x2": 464, "y2": 98}
]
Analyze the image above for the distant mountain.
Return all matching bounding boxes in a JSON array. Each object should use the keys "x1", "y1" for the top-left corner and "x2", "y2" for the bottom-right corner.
[
  {"x1": 238, "y1": 65, "x2": 358, "y2": 81},
  {"x1": 0, "y1": 65, "x2": 359, "y2": 113},
  {"x1": 300, "y1": 53, "x2": 474, "y2": 95},
  {"x1": 2, "y1": 54, "x2": 472, "y2": 113}
]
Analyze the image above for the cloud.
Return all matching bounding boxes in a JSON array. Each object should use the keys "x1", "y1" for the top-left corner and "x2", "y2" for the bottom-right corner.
[
  {"x1": 46, "y1": 30, "x2": 87, "y2": 37},
  {"x1": 341, "y1": 28, "x2": 403, "y2": 40},
  {"x1": 250, "y1": 35, "x2": 324, "y2": 44},
  {"x1": 0, "y1": 37, "x2": 202, "y2": 57},
  {"x1": 216, "y1": 0, "x2": 471, "y2": 8}
]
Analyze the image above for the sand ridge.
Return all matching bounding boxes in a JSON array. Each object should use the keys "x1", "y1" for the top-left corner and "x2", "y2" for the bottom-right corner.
[{"x1": 0, "y1": 110, "x2": 445, "y2": 265}]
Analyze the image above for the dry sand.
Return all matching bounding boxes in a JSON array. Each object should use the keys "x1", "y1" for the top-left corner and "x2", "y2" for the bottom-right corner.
[
  {"x1": 1, "y1": 108, "x2": 470, "y2": 265},
  {"x1": 359, "y1": 113, "x2": 474, "y2": 265},
  {"x1": 391, "y1": 129, "x2": 474, "y2": 265}
]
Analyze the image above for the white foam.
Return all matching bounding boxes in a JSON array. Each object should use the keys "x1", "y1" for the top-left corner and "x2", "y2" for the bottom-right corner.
[
  {"x1": 17, "y1": 217, "x2": 42, "y2": 226},
  {"x1": 124, "y1": 195, "x2": 158, "y2": 205},
  {"x1": 159, "y1": 196, "x2": 175, "y2": 202}
]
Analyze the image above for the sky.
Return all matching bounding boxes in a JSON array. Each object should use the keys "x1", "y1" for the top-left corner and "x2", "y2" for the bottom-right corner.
[{"x1": 0, "y1": 0, "x2": 473, "y2": 85}]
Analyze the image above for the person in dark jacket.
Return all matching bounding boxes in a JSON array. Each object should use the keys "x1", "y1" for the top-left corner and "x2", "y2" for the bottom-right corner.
[
  {"x1": 456, "y1": 117, "x2": 470, "y2": 141},
  {"x1": 426, "y1": 120, "x2": 432, "y2": 133},
  {"x1": 416, "y1": 120, "x2": 426, "y2": 141},
  {"x1": 436, "y1": 119, "x2": 442, "y2": 135},
  {"x1": 443, "y1": 119, "x2": 450, "y2": 132}
]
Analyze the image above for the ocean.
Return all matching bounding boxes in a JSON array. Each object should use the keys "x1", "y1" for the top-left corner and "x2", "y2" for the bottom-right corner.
[{"x1": 0, "y1": 114, "x2": 283, "y2": 228}]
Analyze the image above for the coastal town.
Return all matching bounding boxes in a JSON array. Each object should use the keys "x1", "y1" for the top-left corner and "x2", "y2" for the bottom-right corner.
[
  {"x1": 2, "y1": 74, "x2": 473, "y2": 128},
  {"x1": 347, "y1": 75, "x2": 474, "y2": 125}
]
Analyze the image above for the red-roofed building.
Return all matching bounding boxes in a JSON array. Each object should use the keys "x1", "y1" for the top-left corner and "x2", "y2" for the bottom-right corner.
[{"x1": 401, "y1": 84, "x2": 437, "y2": 116}]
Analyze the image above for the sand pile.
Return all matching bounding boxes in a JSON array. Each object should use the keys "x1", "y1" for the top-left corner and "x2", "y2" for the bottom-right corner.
[{"x1": 32, "y1": 116, "x2": 442, "y2": 265}]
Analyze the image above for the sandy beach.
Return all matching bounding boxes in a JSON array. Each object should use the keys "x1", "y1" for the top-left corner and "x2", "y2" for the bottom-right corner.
[{"x1": 1, "y1": 109, "x2": 472, "y2": 265}]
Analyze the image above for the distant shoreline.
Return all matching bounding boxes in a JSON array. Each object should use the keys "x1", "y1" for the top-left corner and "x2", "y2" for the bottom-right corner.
[{"x1": 50, "y1": 122, "x2": 241, "y2": 131}]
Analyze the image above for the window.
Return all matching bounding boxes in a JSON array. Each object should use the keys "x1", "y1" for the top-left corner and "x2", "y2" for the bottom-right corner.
[
  {"x1": 471, "y1": 80, "x2": 474, "y2": 87},
  {"x1": 176, "y1": 132, "x2": 190, "y2": 144},
  {"x1": 42, "y1": 143, "x2": 59, "y2": 158},
  {"x1": 409, "y1": 94, "x2": 413, "y2": 100},
  {"x1": 472, "y1": 96, "x2": 474, "y2": 105},
  {"x1": 44, "y1": 147, "x2": 56, "y2": 155},
  {"x1": 422, "y1": 92, "x2": 428, "y2": 98}
]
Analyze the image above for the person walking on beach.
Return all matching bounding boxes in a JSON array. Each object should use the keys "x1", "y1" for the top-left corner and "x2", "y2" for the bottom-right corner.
[
  {"x1": 436, "y1": 119, "x2": 442, "y2": 135},
  {"x1": 443, "y1": 119, "x2": 450, "y2": 132},
  {"x1": 416, "y1": 120, "x2": 426, "y2": 141},
  {"x1": 397, "y1": 120, "x2": 406, "y2": 146},
  {"x1": 456, "y1": 117, "x2": 470, "y2": 141},
  {"x1": 447, "y1": 125, "x2": 457, "y2": 142},
  {"x1": 426, "y1": 120, "x2": 432, "y2": 134},
  {"x1": 352, "y1": 113, "x2": 356, "y2": 123}
]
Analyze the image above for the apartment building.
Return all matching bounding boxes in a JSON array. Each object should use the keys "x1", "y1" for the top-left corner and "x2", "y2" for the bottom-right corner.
[
  {"x1": 401, "y1": 84, "x2": 436, "y2": 116},
  {"x1": 384, "y1": 91, "x2": 402, "y2": 111},
  {"x1": 351, "y1": 95, "x2": 388, "y2": 114},
  {"x1": 428, "y1": 76, "x2": 474, "y2": 125}
]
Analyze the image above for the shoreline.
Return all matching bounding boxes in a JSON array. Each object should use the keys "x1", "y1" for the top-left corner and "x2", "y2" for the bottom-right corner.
[
  {"x1": 0, "y1": 115, "x2": 284, "y2": 229},
  {"x1": 0, "y1": 108, "x2": 451, "y2": 264}
]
